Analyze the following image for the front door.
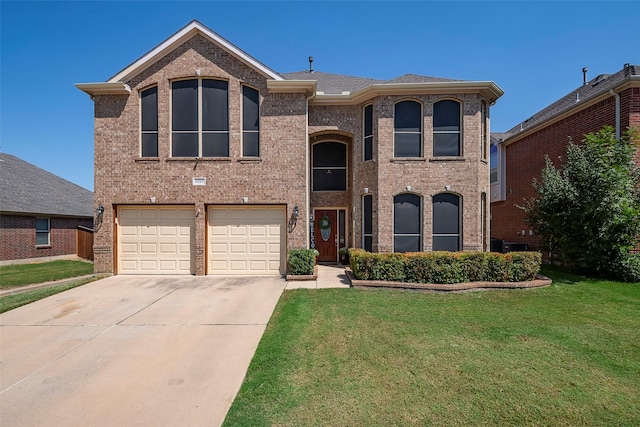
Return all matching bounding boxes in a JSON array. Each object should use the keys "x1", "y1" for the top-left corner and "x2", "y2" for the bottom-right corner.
[{"x1": 314, "y1": 209, "x2": 346, "y2": 262}]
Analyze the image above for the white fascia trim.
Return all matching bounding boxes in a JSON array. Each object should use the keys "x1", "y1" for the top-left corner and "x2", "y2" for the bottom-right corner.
[
  {"x1": 267, "y1": 80, "x2": 316, "y2": 96},
  {"x1": 75, "y1": 82, "x2": 131, "y2": 97},
  {"x1": 310, "y1": 81, "x2": 504, "y2": 106},
  {"x1": 108, "y1": 20, "x2": 284, "y2": 83}
]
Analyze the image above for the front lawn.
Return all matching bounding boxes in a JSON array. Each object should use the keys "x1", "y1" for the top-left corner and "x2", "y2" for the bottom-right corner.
[
  {"x1": 223, "y1": 268, "x2": 640, "y2": 426},
  {"x1": 0, "y1": 259, "x2": 94, "y2": 289}
]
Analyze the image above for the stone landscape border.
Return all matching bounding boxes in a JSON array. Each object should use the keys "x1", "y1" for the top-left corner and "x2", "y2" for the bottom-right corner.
[
  {"x1": 345, "y1": 268, "x2": 552, "y2": 292},
  {"x1": 286, "y1": 265, "x2": 319, "y2": 281}
]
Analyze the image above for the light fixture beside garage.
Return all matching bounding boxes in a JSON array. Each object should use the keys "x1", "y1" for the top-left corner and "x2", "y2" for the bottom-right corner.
[{"x1": 242, "y1": 197, "x2": 249, "y2": 203}]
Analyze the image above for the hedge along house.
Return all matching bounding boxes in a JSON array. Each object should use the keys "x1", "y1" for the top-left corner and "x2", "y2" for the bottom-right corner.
[
  {"x1": 490, "y1": 64, "x2": 640, "y2": 251},
  {"x1": 76, "y1": 20, "x2": 503, "y2": 276}
]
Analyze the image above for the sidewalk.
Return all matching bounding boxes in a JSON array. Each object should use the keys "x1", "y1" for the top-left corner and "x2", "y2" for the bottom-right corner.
[{"x1": 285, "y1": 264, "x2": 351, "y2": 290}]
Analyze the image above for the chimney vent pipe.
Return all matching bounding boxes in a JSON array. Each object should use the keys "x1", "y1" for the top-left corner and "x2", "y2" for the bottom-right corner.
[{"x1": 582, "y1": 67, "x2": 588, "y2": 85}]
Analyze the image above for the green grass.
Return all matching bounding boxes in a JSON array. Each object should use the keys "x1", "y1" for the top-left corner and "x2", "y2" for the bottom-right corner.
[
  {"x1": 223, "y1": 268, "x2": 640, "y2": 426},
  {"x1": 0, "y1": 276, "x2": 102, "y2": 313},
  {"x1": 0, "y1": 260, "x2": 94, "y2": 289}
]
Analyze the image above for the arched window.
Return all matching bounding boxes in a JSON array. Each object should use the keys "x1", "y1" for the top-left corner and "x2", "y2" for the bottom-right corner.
[
  {"x1": 394, "y1": 100, "x2": 422, "y2": 157},
  {"x1": 394, "y1": 193, "x2": 421, "y2": 252},
  {"x1": 433, "y1": 100, "x2": 461, "y2": 157},
  {"x1": 140, "y1": 86, "x2": 158, "y2": 157},
  {"x1": 432, "y1": 193, "x2": 461, "y2": 251},
  {"x1": 363, "y1": 104, "x2": 373, "y2": 161},
  {"x1": 242, "y1": 85, "x2": 260, "y2": 157},
  {"x1": 312, "y1": 142, "x2": 347, "y2": 191}
]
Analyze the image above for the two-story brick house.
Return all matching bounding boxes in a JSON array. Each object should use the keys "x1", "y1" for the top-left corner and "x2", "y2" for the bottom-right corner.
[
  {"x1": 490, "y1": 64, "x2": 640, "y2": 251},
  {"x1": 77, "y1": 20, "x2": 503, "y2": 276}
]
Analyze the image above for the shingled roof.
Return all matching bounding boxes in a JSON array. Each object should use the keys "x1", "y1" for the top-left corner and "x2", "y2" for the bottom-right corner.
[
  {"x1": 499, "y1": 64, "x2": 639, "y2": 141},
  {"x1": 0, "y1": 153, "x2": 93, "y2": 217},
  {"x1": 282, "y1": 71, "x2": 467, "y2": 95}
]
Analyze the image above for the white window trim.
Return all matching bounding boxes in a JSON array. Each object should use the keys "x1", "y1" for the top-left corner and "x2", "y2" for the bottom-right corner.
[
  {"x1": 490, "y1": 142, "x2": 506, "y2": 202},
  {"x1": 36, "y1": 217, "x2": 50, "y2": 247}
]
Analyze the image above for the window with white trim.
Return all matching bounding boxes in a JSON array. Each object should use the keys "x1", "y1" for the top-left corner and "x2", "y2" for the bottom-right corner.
[
  {"x1": 432, "y1": 193, "x2": 461, "y2": 251},
  {"x1": 394, "y1": 193, "x2": 421, "y2": 252},
  {"x1": 433, "y1": 100, "x2": 462, "y2": 157},
  {"x1": 171, "y1": 78, "x2": 229, "y2": 157},
  {"x1": 490, "y1": 144, "x2": 498, "y2": 183},
  {"x1": 242, "y1": 85, "x2": 260, "y2": 157},
  {"x1": 394, "y1": 100, "x2": 422, "y2": 157},
  {"x1": 363, "y1": 104, "x2": 373, "y2": 161},
  {"x1": 36, "y1": 217, "x2": 50, "y2": 246},
  {"x1": 363, "y1": 194, "x2": 373, "y2": 251},
  {"x1": 141, "y1": 86, "x2": 158, "y2": 157}
]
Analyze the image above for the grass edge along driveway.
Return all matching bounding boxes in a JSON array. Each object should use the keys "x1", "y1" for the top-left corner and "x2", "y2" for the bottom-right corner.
[{"x1": 224, "y1": 268, "x2": 640, "y2": 426}]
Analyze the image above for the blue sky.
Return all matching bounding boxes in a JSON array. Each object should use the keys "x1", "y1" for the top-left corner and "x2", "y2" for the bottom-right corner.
[{"x1": 1, "y1": 1, "x2": 638, "y2": 191}]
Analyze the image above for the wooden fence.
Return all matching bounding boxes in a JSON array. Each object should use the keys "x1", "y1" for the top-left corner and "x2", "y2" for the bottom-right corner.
[{"x1": 77, "y1": 226, "x2": 94, "y2": 261}]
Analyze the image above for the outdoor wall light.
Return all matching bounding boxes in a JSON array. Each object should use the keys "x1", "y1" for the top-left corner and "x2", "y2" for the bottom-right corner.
[
  {"x1": 293, "y1": 205, "x2": 300, "y2": 218},
  {"x1": 445, "y1": 185, "x2": 451, "y2": 191},
  {"x1": 96, "y1": 205, "x2": 105, "y2": 216}
]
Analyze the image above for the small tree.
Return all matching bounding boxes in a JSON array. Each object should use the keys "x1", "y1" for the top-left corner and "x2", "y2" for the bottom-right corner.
[{"x1": 522, "y1": 126, "x2": 640, "y2": 280}]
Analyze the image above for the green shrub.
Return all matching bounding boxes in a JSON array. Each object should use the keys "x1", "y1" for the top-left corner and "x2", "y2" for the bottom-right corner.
[
  {"x1": 288, "y1": 249, "x2": 317, "y2": 276},
  {"x1": 612, "y1": 252, "x2": 640, "y2": 283},
  {"x1": 349, "y1": 250, "x2": 542, "y2": 284}
]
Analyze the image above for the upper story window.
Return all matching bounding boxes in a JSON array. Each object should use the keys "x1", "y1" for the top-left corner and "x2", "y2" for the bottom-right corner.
[
  {"x1": 490, "y1": 144, "x2": 498, "y2": 183},
  {"x1": 313, "y1": 142, "x2": 347, "y2": 191},
  {"x1": 171, "y1": 79, "x2": 229, "y2": 157},
  {"x1": 433, "y1": 100, "x2": 461, "y2": 157},
  {"x1": 140, "y1": 86, "x2": 158, "y2": 157},
  {"x1": 394, "y1": 100, "x2": 422, "y2": 157},
  {"x1": 242, "y1": 85, "x2": 260, "y2": 157},
  {"x1": 481, "y1": 100, "x2": 488, "y2": 160},
  {"x1": 394, "y1": 193, "x2": 422, "y2": 252},
  {"x1": 363, "y1": 104, "x2": 373, "y2": 161},
  {"x1": 36, "y1": 217, "x2": 50, "y2": 246}
]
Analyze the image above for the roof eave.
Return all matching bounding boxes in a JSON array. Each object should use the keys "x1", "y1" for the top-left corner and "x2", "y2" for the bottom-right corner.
[
  {"x1": 267, "y1": 80, "x2": 317, "y2": 96},
  {"x1": 108, "y1": 20, "x2": 284, "y2": 84},
  {"x1": 75, "y1": 82, "x2": 132, "y2": 97}
]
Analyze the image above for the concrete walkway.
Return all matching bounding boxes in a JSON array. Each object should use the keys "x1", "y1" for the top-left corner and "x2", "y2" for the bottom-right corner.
[{"x1": 285, "y1": 264, "x2": 351, "y2": 290}]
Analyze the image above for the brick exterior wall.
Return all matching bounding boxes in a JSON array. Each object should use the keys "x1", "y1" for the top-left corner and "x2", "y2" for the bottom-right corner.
[
  {"x1": 0, "y1": 214, "x2": 92, "y2": 261},
  {"x1": 491, "y1": 87, "x2": 640, "y2": 250},
  {"x1": 90, "y1": 32, "x2": 492, "y2": 274}
]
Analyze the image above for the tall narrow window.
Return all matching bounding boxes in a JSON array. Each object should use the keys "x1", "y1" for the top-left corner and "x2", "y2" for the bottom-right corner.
[
  {"x1": 313, "y1": 142, "x2": 347, "y2": 191},
  {"x1": 394, "y1": 100, "x2": 422, "y2": 157},
  {"x1": 363, "y1": 104, "x2": 373, "y2": 161},
  {"x1": 394, "y1": 193, "x2": 421, "y2": 252},
  {"x1": 433, "y1": 100, "x2": 461, "y2": 157},
  {"x1": 36, "y1": 217, "x2": 50, "y2": 246},
  {"x1": 433, "y1": 193, "x2": 461, "y2": 251},
  {"x1": 242, "y1": 85, "x2": 260, "y2": 157},
  {"x1": 141, "y1": 86, "x2": 158, "y2": 157},
  {"x1": 363, "y1": 194, "x2": 373, "y2": 252},
  {"x1": 171, "y1": 79, "x2": 229, "y2": 157},
  {"x1": 481, "y1": 192, "x2": 487, "y2": 252},
  {"x1": 481, "y1": 100, "x2": 488, "y2": 160},
  {"x1": 490, "y1": 144, "x2": 498, "y2": 183}
]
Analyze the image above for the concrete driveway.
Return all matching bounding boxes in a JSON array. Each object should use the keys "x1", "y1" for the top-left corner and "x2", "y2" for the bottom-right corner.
[{"x1": 0, "y1": 275, "x2": 286, "y2": 427}]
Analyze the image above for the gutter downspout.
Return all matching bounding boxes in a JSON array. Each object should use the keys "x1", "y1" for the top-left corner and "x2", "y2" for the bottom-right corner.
[
  {"x1": 305, "y1": 92, "x2": 313, "y2": 248},
  {"x1": 609, "y1": 89, "x2": 621, "y2": 140}
]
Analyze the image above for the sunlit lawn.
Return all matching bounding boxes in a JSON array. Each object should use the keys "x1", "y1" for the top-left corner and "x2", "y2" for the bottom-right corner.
[
  {"x1": 224, "y1": 268, "x2": 640, "y2": 426},
  {"x1": 0, "y1": 260, "x2": 94, "y2": 289}
]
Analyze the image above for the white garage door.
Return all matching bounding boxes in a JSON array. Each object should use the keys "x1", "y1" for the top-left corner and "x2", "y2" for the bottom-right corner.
[
  {"x1": 208, "y1": 206, "x2": 285, "y2": 275},
  {"x1": 118, "y1": 206, "x2": 195, "y2": 275}
]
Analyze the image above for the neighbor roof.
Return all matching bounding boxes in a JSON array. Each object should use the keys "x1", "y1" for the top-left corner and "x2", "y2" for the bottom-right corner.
[
  {"x1": 500, "y1": 64, "x2": 640, "y2": 142},
  {"x1": 0, "y1": 154, "x2": 93, "y2": 217}
]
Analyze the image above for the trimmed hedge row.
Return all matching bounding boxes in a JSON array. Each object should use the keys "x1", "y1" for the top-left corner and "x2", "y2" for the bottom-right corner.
[
  {"x1": 288, "y1": 249, "x2": 318, "y2": 275},
  {"x1": 349, "y1": 249, "x2": 541, "y2": 284}
]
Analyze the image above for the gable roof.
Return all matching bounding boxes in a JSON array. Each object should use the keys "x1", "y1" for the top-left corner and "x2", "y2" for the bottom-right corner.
[
  {"x1": 77, "y1": 20, "x2": 284, "y2": 96},
  {"x1": 499, "y1": 64, "x2": 640, "y2": 143},
  {"x1": 0, "y1": 154, "x2": 93, "y2": 217}
]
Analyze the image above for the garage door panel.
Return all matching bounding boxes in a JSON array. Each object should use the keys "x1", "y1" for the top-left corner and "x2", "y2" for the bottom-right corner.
[
  {"x1": 208, "y1": 206, "x2": 284, "y2": 275},
  {"x1": 118, "y1": 206, "x2": 194, "y2": 275}
]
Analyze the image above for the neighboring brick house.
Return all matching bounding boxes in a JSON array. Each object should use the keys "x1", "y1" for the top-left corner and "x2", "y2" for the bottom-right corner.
[
  {"x1": 490, "y1": 64, "x2": 640, "y2": 251},
  {"x1": 76, "y1": 20, "x2": 503, "y2": 276},
  {"x1": 0, "y1": 153, "x2": 93, "y2": 262}
]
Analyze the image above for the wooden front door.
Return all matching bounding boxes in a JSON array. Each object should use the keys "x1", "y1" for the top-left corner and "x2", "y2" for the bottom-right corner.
[{"x1": 314, "y1": 210, "x2": 338, "y2": 262}]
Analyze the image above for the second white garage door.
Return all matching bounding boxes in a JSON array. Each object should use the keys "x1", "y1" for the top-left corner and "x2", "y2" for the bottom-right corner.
[{"x1": 208, "y1": 206, "x2": 285, "y2": 275}]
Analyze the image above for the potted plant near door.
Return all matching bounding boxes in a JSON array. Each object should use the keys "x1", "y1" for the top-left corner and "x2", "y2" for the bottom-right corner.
[{"x1": 339, "y1": 247, "x2": 350, "y2": 265}]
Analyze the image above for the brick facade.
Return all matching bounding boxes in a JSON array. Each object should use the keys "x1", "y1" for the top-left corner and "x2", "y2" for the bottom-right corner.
[
  {"x1": 491, "y1": 70, "x2": 640, "y2": 251},
  {"x1": 0, "y1": 214, "x2": 92, "y2": 261},
  {"x1": 79, "y1": 21, "x2": 500, "y2": 275}
]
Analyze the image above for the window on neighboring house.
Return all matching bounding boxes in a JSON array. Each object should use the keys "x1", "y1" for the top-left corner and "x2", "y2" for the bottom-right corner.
[
  {"x1": 481, "y1": 100, "x2": 488, "y2": 160},
  {"x1": 171, "y1": 79, "x2": 229, "y2": 157},
  {"x1": 433, "y1": 100, "x2": 461, "y2": 157},
  {"x1": 490, "y1": 144, "x2": 498, "y2": 183},
  {"x1": 36, "y1": 217, "x2": 50, "y2": 246},
  {"x1": 242, "y1": 85, "x2": 260, "y2": 157},
  {"x1": 394, "y1": 100, "x2": 422, "y2": 157},
  {"x1": 433, "y1": 193, "x2": 461, "y2": 251},
  {"x1": 394, "y1": 193, "x2": 421, "y2": 252},
  {"x1": 363, "y1": 104, "x2": 373, "y2": 161},
  {"x1": 313, "y1": 142, "x2": 347, "y2": 191},
  {"x1": 141, "y1": 86, "x2": 158, "y2": 157},
  {"x1": 363, "y1": 194, "x2": 373, "y2": 252}
]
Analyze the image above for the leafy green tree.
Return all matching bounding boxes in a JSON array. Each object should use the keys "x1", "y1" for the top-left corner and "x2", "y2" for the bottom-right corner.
[{"x1": 522, "y1": 126, "x2": 640, "y2": 281}]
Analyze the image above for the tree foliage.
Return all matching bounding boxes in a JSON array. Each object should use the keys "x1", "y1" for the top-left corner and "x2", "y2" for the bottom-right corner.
[{"x1": 522, "y1": 126, "x2": 640, "y2": 281}]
